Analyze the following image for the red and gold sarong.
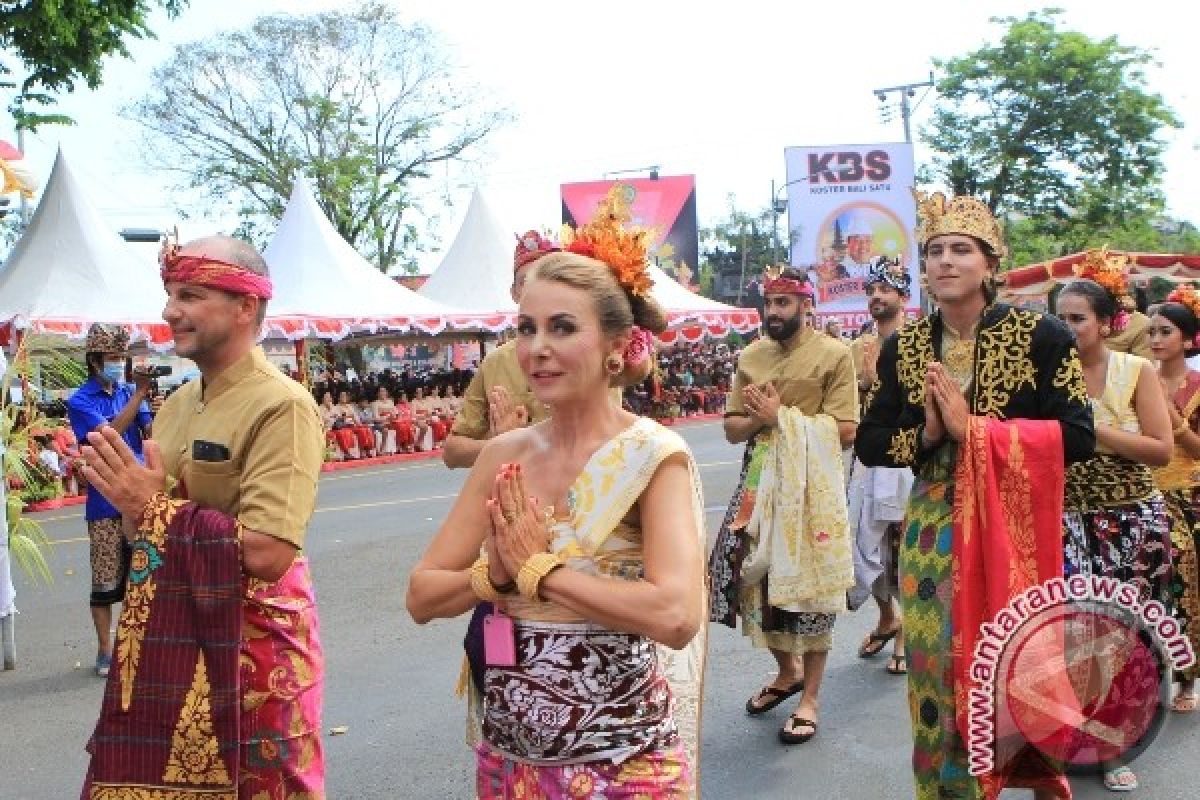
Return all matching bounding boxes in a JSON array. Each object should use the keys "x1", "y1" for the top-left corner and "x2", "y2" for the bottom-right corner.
[
  {"x1": 952, "y1": 417, "x2": 1073, "y2": 799},
  {"x1": 82, "y1": 496, "x2": 325, "y2": 799}
]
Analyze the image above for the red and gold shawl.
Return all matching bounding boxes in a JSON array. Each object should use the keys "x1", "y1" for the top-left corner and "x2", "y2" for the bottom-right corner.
[
  {"x1": 82, "y1": 495, "x2": 243, "y2": 800},
  {"x1": 952, "y1": 417, "x2": 1073, "y2": 800}
]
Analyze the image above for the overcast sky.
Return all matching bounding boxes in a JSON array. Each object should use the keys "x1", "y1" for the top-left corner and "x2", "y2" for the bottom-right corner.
[{"x1": 8, "y1": 0, "x2": 1199, "y2": 273}]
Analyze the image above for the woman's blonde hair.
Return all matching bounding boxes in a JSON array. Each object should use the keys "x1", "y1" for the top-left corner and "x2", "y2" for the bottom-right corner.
[{"x1": 527, "y1": 251, "x2": 668, "y2": 388}]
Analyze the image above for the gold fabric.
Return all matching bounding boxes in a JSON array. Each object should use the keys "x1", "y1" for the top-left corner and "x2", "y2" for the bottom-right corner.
[
  {"x1": 1105, "y1": 310, "x2": 1152, "y2": 360},
  {"x1": 727, "y1": 326, "x2": 859, "y2": 422},
  {"x1": 451, "y1": 341, "x2": 548, "y2": 439},
  {"x1": 1154, "y1": 376, "x2": 1200, "y2": 491},
  {"x1": 154, "y1": 347, "x2": 324, "y2": 548}
]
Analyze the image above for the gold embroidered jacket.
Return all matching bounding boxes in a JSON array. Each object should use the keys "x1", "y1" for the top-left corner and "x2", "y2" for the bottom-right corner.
[{"x1": 854, "y1": 303, "x2": 1095, "y2": 479}]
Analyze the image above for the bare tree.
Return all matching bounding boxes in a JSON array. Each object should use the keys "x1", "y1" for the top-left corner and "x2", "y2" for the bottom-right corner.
[{"x1": 128, "y1": 1, "x2": 510, "y2": 272}]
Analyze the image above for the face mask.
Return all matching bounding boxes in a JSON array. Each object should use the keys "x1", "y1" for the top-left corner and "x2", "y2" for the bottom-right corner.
[{"x1": 101, "y1": 362, "x2": 125, "y2": 384}]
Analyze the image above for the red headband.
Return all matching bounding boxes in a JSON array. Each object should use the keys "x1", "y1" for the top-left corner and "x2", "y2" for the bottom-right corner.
[
  {"x1": 160, "y1": 254, "x2": 274, "y2": 300},
  {"x1": 764, "y1": 277, "x2": 814, "y2": 299}
]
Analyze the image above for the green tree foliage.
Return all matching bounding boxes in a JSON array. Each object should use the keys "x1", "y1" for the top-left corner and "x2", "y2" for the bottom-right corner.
[
  {"x1": 128, "y1": 2, "x2": 510, "y2": 274},
  {"x1": 1, "y1": 1, "x2": 186, "y2": 129},
  {"x1": 699, "y1": 199, "x2": 778, "y2": 304},
  {"x1": 924, "y1": 9, "x2": 1180, "y2": 228}
]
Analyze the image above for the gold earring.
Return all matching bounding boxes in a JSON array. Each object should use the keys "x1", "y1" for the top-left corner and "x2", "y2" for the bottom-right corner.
[{"x1": 605, "y1": 355, "x2": 623, "y2": 375}]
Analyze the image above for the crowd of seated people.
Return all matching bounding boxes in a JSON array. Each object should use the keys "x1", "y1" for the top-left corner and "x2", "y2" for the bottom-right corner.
[
  {"x1": 311, "y1": 365, "x2": 470, "y2": 460},
  {"x1": 623, "y1": 342, "x2": 739, "y2": 418}
]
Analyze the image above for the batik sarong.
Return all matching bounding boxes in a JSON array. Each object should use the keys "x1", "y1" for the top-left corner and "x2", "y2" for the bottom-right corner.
[
  {"x1": 1162, "y1": 487, "x2": 1200, "y2": 682},
  {"x1": 82, "y1": 496, "x2": 243, "y2": 799},
  {"x1": 81, "y1": 496, "x2": 326, "y2": 799},
  {"x1": 482, "y1": 621, "x2": 676, "y2": 764},
  {"x1": 476, "y1": 741, "x2": 690, "y2": 799},
  {"x1": 238, "y1": 557, "x2": 325, "y2": 798}
]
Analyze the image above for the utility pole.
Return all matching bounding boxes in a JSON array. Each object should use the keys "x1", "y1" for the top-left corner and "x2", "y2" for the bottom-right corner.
[
  {"x1": 873, "y1": 72, "x2": 935, "y2": 143},
  {"x1": 15, "y1": 127, "x2": 31, "y2": 227}
]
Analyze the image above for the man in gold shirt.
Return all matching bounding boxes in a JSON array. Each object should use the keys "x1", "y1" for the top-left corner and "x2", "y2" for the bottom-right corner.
[
  {"x1": 708, "y1": 266, "x2": 859, "y2": 746},
  {"x1": 79, "y1": 235, "x2": 326, "y2": 798},
  {"x1": 442, "y1": 230, "x2": 560, "y2": 468}
]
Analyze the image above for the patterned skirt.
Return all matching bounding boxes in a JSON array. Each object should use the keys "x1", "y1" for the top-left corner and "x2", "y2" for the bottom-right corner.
[
  {"x1": 476, "y1": 742, "x2": 690, "y2": 799},
  {"x1": 1063, "y1": 494, "x2": 1172, "y2": 608},
  {"x1": 1161, "y1": 487, "x2": 1200, "y2": 682},
  {"x1": 707, "y1": 439, "x2": 834, "y2": 654},
  {"x1": 900, "y1": 479, "x2": 983, "y2": 800}
]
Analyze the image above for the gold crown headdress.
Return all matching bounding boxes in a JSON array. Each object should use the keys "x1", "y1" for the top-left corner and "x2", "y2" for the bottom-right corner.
[
  {"x1": 914, "y1": 191, "x2": 1007, "y2": 259},
  {"x1": 561, "y1": 184, "x2": 654, "y2": 297}
]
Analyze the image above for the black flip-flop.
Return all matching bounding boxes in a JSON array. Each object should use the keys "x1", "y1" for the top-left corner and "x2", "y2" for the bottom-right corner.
[
  {"x1": 858, "y1": 626, "x2": 901, "y2": 658},
  {"x1": 745, "y1": 680, "x2": 805, "y2": 715},
  {"x1": 886, "y1": 654, "x2": 908, "y2": 675},
  {"x1": 779, "y1": 714, "x2": 818, "y2": 744}
]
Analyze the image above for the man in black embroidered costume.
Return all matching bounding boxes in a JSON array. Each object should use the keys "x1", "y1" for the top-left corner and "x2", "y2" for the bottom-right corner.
[{"x1": 854, "y1": 192, "x2": 1093, "y2": 800}]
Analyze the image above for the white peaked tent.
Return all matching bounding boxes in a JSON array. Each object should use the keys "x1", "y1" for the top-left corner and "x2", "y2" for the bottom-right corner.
[
  {"x1": 647, "y1": 264, "x2": 759, "y2": 343},
  {"x1": 417, "y1": 188, "x2": 514, "y2": 332},
  {"x1": 420, "y1": 187, "x2": 760, "y2": 340},
  {"x1": 263, "y1": 181, "x2": 475, "y2": 340},
  {"x1": 0, "y1": 149, "x2": 172, "y2": 348}
]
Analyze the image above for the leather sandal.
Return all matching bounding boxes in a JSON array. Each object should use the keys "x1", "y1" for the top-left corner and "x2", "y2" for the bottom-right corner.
[
  {"x1": 745, "y1": 680, "x2": 805, "y2": 715},
  {"x1": 778, "y1": 713, "x2": 818, "y2": 744}
]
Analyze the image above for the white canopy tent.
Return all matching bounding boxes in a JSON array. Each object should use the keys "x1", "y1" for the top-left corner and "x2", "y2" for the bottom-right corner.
[
  {"x1": 646, "y1": 264, "x2": 759, "y2": 343},
  {"x1": 0, "y1": 150, "x2": 171, "y2": 349},
  {"x1": 419, "y1": 187, "x2": 760, "y2": 340},
  {"x1": 417, "y1": 188, "x2": 514, "y2": 332},
  {"x1": 263, "y1": 181, "x2": 477, "y2": 341}
]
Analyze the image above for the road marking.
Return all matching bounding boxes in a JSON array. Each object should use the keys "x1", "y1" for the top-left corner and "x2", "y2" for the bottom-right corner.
[
  {"x1": 313, "y1": 494, "x2": 458, "y2": 515},
  {"x1": 321, "y1": 462, "x2": 441, "y2": 482}
]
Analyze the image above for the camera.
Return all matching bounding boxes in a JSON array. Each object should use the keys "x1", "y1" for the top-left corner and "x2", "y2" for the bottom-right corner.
[{"x1": 134, "y1": 365, "x2": 173, "y2": 399}]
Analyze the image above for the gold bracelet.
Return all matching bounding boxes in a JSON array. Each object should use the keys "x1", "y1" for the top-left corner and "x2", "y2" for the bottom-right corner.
[
  {"x1": 517, "y1": 552, "x2": 565, "y2": 601},
  {"x1": 468, "y1": 557, "x2": 502, "y2": 603},
  {"x1": 1176, "y1": 420, "x2": 1191, "y2": 437}
]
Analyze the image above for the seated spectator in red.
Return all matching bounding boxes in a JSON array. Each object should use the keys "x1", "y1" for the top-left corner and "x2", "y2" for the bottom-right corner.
[
  {"x1": 335, "y1": 390, "x2": 376, "y2": 457},
  {"x1": 319, "y1": 390, "x2": 359, "y2": 460},
  {"x1": 372, "y1": 387, "x2": 414, "y2": 453}
]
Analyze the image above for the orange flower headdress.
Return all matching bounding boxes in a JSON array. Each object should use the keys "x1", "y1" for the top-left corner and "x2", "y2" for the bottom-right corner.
[
  {"x1": 1074, "y1": 247, "x2": 1135, "y2": 332},
  {"x1": 1167, "y1": 284, "x2": 1200, "y2": 319},
  {"x1": 560, "y1": 184, "x2": 654, "y2": 298},
  {"x1": 1166, "y1": 284, "x2": 1200, "y2": 349}
]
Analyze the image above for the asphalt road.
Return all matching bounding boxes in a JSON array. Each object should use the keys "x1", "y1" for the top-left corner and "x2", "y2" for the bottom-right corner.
[{"x1": 2, "y1": 421, "x2": 1198, "y2": 799}]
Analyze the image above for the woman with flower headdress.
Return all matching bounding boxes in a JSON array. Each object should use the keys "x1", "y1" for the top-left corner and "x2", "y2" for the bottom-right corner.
[
  {"x1": 407, "y1": 186, "x2": 707, "y2": 799},
  {"x1": 1056, "y1": 276, "x2": 1174, "y2": 793},
  {"x1": 1148, "y1": 285, "x2": 1200, "y2": 715},
  {"x1": 1075, "y1": 248, "x2": 1153, "y2": 361},
  {"x1": 856, "y1": 192, "x2": 1094, "y2": 799}
]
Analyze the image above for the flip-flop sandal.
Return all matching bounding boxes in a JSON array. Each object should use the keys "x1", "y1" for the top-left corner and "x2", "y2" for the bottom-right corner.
[
  {"x1": 778, "y1": 714, "x2": 818, "y2": 745},
  {"x1": 745, "y1": 680, "x2": 805, "y2": 715},
  {"x1": 1103, "y1": 766, "x2": 1138, "y2": 792},
  {"x1": 886, "y1": 654, "x2": 908, "y2": 675},
  {"x1": 858, "y1": 626, "x2": 901, "y2": 658},
  {"x1": 1172, "y1": 691, "x2": 1198, "y2": 713}
]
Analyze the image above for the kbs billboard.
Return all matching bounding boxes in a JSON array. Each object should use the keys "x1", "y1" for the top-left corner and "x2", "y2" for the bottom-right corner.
[
  {"x1": 561, "y1": 176, "x2": 699, "y2": 290},
  {"x1": 783, "y1": 143, "x2": 919, "y2": 327}
]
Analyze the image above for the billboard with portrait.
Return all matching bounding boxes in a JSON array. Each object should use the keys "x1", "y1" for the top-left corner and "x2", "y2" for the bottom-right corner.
[{"x1": 783, "y1": 143, "x2": 919, "y2": 327}]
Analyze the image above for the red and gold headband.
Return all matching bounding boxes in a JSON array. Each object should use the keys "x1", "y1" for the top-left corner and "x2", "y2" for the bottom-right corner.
[
  {"x1": 159, "y1": 232, "x2": 274, "y2": 300},
  {"x1": 763, "y1": 265, "x2": 814, "y2": 299}
]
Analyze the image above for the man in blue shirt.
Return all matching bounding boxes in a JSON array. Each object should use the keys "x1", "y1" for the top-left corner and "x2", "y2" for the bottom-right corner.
[{"x1": 66, "y1": 324, "x2": 154, "y2": 676}]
